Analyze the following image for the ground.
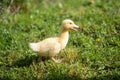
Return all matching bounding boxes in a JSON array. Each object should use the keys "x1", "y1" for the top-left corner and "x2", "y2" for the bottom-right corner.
[{"x1": 0, "y1": 0, "x2": 120, "y2": 80}]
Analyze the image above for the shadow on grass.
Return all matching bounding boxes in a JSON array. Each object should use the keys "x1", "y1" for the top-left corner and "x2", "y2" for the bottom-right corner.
[
  {"x1": 12, "y1": 55, "x2": 38, "y2": 67},
  {"x1": 12, "y1": 55, "x2": 49, "y2": 67}
]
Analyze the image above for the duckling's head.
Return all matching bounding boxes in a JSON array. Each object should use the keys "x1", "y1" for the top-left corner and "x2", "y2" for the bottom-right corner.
[{"x1": 62, "y1": 19, "x2": 79, "y2": 31}]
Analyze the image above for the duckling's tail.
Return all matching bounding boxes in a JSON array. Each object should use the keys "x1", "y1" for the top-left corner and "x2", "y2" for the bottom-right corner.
[{"x1": 29, "y1": 43, "x2": 39, "y2": 52}]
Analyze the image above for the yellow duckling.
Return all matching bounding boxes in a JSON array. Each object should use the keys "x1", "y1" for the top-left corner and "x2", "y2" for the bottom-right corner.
[{"x1": 29, "y1": 19, "x2": 79, "y2": 63}]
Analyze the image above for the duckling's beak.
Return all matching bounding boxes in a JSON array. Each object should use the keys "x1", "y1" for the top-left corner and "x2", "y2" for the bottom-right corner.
[{"x1": 72, "y1": 25, "x2": 79, "y2": 31}]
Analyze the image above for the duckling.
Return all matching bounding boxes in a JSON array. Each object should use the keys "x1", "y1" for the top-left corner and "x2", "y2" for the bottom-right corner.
[{"x1": 29, "y1": 19, "x2": 79, "y2": 63}]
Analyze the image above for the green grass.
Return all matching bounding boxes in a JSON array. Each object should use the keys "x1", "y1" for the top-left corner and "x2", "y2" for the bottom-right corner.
[{"x1": 0, "y1": 0, "x2": 120, "y2": 80}]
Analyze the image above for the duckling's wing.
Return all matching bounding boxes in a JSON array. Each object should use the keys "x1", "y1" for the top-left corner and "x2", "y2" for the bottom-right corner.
[{"x1": 38, "y1": 38, "x2": 61, "y2": 54}]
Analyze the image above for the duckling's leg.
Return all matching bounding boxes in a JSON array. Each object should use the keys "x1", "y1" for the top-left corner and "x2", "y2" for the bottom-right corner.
[{"x1": 51, "y1": 57, "x2": 62, "y2": 63}]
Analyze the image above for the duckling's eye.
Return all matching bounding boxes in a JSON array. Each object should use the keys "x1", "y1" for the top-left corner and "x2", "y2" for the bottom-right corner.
[{"x1": 69, "y1": 22, "x2": 72, "y2": 24}]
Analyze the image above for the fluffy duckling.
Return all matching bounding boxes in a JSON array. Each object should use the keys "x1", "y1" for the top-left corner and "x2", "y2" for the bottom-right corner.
[{"x1": 29, "y1": 19, "x2": 79, "y2": 63}]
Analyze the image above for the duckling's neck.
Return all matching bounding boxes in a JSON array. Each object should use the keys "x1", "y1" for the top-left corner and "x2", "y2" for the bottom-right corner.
[{"x1": 59, "y1": 29, "x2": 69, "y2": 49}]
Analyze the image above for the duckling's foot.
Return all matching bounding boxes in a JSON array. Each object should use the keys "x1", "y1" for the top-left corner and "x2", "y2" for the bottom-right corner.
[{"x1": 51, "y1": 57, "x2": 63, "y2": 63}]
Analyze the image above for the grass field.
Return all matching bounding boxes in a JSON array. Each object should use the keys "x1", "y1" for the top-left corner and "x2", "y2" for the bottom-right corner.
[{"x1": 0, "y1": 0, "x2": 120, "y2": 80}]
